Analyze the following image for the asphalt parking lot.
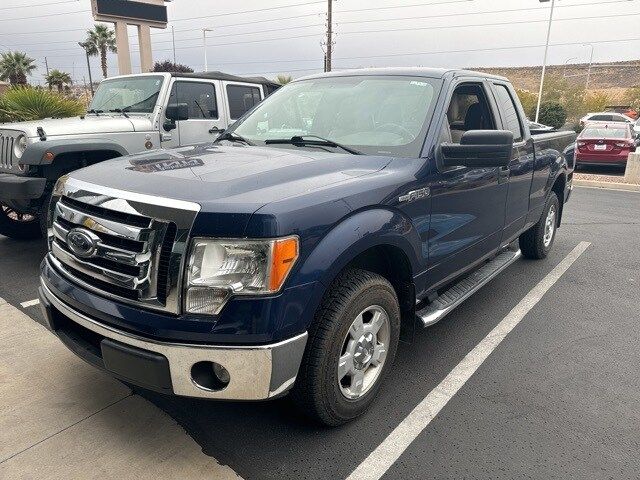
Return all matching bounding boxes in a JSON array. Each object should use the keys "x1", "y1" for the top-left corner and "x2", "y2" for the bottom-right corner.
[{"x1": 1, "y1": 186, "x2": 639, "y2": 479}]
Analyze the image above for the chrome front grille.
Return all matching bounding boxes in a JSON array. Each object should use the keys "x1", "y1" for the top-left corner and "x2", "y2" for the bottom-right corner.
[
  {"x1": 0, "y1": 131, "x2": 16, "y2": 171},
  {"x1": 48, "y1": 177, "x2": 200, "y2": 313}
]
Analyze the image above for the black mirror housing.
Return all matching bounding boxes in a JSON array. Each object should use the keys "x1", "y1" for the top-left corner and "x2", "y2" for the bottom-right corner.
[
  {"x1": 165, "y1": 103, "x2": 189, "y2": 122},
  {"x1": 440, "y1": 130, "x2": 514, "y2": 169}
]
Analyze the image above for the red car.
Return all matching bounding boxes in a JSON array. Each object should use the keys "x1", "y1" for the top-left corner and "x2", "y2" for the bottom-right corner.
[{"x1": 576, "y1": 123, "x2": 637, "y2": 168}]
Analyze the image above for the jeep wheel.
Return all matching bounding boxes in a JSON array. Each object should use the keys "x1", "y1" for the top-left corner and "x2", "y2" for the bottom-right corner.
[
  {"x1": 519, "y1": 192, "x2": 559, "y2": 260},
  {"x1": 0, "y1": 204, "x2": 43, "y2": 240},
  {"x1": 292, "y1": 268, "x2": 400, "y2": 426}
]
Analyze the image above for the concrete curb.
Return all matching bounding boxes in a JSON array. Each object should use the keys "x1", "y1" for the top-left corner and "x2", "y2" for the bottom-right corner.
[{"x1": 573, "y1": 179, "x2": 640, "y2": 192}]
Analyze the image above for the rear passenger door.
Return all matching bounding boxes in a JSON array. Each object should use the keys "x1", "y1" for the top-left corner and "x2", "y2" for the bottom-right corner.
[
  {"x1": 223, "y1": 82, "x2": 264, "y2": 123},
  {"x1": 166, "y1": 79, "x2": 226, "y2": 146},
  {"x1": 490, "y1": 82, "x2": 535, "y2": 243}
]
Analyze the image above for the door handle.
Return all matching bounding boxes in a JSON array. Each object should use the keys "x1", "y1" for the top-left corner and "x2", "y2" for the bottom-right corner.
[
  {"x1": 498, "y1": 166, "x2": 510, "y2": 184},
  {"x1": 209, "y1": 126, "x2": 225, "y2": 134}
]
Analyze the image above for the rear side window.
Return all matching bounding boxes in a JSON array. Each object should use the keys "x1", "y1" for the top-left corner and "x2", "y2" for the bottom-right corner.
[
  {"x1": 227, "y1": 85, "x2": 261, "y2": 119},
  {"x1": 169, "y1": 81, "x2": 218, "y2": 119},
  {"x1": 494, "y1": 84, "x2": 523, "y2": 142},
  {"x1": 589, "y1": 114, "x2": 612, "y2": 122}
]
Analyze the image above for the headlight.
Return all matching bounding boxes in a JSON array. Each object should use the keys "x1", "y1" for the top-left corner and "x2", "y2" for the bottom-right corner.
[
  {"x1": 184, "y1": 236, "x2": 299, "y2": 315},
  {"x1": 14, "y1": 135, "x2": 27, "y2": 159}
]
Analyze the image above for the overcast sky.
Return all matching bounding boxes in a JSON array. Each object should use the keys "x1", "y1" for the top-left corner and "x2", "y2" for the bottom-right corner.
[{"x1": 0, "y1": 0, "x2": 638, "y2": 85}]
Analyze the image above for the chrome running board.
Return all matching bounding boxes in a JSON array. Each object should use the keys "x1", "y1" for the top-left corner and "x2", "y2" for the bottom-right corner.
[{"x1": 416, "y1": 248, "x2": 522, "y2": 328}]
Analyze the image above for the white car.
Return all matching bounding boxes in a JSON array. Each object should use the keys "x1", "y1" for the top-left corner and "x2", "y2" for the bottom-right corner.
[{"x1": 580, "y1": 112, "x2": 635, "y2": 129}]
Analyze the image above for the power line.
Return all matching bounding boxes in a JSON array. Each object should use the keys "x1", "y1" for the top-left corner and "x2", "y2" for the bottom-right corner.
[
  {"x1": 171, "y1": 0, "x2": 325, "y2": 22},
  {"x1": 337, "y1": 11, "x2": 639, "y2": 37},
  {"x1": 0, "y1": 0, "x2": 80, "y2": 10},
  {"x1": 337, "y1": 0, "x2": 635, "y2": 26},
  {"x1": 334, "y1": 0, "x2": 473, "y2": 15},
  {"x1": 0, "y1": 8, "x2": 89, "y2": 22}
]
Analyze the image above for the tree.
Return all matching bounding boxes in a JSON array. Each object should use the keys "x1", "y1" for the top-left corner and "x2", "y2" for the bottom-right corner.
[
  {"x1": 84, "y1": 24, "x2": 117, "y2": 78},
  {"x1": 275, "y1": 74, "x2": 293, "y2": 85},
  {"x1": 152, "y1": 60, "x2": 194, "y2": 73},
  {"x1": 538, "y1": 102, "x2": 567, "y2": 129},
  {"x1": 45, "y1": 69, "x2": 72, "y2": 93},
  {"x1": 624, "y1": 86, "x2": 640, "y2": 111},
  {"x1": 583, "y1": 91, "x2": 612, "y2": 114},
  {"x1": 0, "y1": 51, "x2": 36, "y2": 85},
  {"x1": 515, "y1": 88, "x2": 538, "y2": 119}
]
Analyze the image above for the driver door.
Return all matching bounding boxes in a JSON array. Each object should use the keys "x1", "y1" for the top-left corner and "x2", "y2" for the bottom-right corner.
[{"x1": 162, "y1": 79, "x2": 226, "y2": 148}]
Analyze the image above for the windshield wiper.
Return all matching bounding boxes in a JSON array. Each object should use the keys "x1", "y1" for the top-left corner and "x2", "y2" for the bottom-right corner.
[
  {"x1": 109, "y1": 108, "x2": 129, "y2": 118},
  {"x1": 86, "y1": 109, "x2": 104, "y2": 115},
  {"x1": 213, "y1": 131, "x2": 255, "y2": 146},
  {"x1": 264, "y1": 135, "x2": 362, "y2": 155}
]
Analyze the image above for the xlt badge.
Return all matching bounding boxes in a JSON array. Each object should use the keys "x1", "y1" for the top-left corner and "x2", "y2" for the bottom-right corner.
[{"x1": 399, "y1": 187, "x2": 430, "y2": 203}]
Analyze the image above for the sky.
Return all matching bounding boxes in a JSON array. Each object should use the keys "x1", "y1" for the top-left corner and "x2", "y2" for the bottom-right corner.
[{"x1": 0, "y1": 0, "x2": 638, "y2": 86}]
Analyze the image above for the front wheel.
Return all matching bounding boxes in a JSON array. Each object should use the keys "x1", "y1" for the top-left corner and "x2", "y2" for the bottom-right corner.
[
  {"x1": 0, "y1": 204, "x2": 43, "y2": 240},
  {"x1": 292, "y1": 268, "x2": 400, "y2": 426},
  {"x1": 519, "y1": 192, "x2": 560, "y2": 259}
]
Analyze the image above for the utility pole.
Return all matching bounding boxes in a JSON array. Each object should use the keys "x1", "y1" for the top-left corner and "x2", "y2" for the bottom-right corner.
[
  {"x1": 535, "y1": 0, "x2": 555, "y2": 123},
  {"x1": 44, "y1": 57, "x2": 50, "y2": 76},
  {"x1": 325, "y1": 0, "x2": 333, "y2": 72},
  {"x1": 172, "y1": 26, "x2": 177, "y2": 64},
  {"x1": 203, "y1": 28, "x2": 213, "y2": 72}
]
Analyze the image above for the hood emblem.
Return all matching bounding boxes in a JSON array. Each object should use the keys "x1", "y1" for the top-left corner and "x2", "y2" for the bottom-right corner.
[
  {"x1": 66, "y1": 228, "x2": 100, "y2": 258},
  {"x1": 399, "y1": 187, "x2": 430, "y2": 204}
]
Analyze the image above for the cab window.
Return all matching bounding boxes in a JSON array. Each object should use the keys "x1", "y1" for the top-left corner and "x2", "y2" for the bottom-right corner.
[
  {"x1": 227, "y1": 85, "x2": 262, "y2": 120},
  {"x1": 445, "y1": 83, "x2": 496, "y2": 144}
]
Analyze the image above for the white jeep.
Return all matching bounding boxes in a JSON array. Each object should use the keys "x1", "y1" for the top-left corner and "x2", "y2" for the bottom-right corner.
[{"x1": 0, "y1": 71, "x2": 279, "y2": 239}]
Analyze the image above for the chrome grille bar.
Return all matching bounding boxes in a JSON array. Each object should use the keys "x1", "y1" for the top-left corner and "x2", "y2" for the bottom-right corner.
[
  {"x1": 48, "y1": 177, "x2": 200, "y2": 314},
  {"x1": 0, "y1": 132, "x2": 15, "y2": 170}
]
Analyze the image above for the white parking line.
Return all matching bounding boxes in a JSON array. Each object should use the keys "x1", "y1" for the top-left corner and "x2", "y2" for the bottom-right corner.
[
  {"x1": 347, "y1": 241, "x2": 591, "y2": 480},
  {"x1": 20, "y1": 299, "x2": 40, "y2": 309}
]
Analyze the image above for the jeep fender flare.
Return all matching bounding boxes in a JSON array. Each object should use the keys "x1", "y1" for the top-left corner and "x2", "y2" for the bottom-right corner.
[{"x1": 21, "y1": 139, "x2": 129, "y2": 166}]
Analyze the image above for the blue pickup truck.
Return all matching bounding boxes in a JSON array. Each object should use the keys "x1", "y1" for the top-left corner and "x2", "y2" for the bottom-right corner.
[{"x1": 38, "y1": 68, "x2": 576, "y2": 425}]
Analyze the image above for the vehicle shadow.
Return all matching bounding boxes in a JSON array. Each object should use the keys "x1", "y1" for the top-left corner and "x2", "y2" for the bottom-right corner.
[
  {"x1": 0, "y1": 236, "x2": 47, "y2": 299},
  {"x1": 575, "y1": 165, "x2": 625, "y2": 176}
]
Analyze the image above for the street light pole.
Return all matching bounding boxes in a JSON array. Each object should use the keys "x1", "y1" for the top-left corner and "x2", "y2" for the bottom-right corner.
[
  {"x1": 535, "y1": 0, "x2": 556, "y2": 123},
  {"x1": 203, "y1": 28, "x2": 213, "y2": 72},
  {"x1": 583, "y1": 43, "x2": 595, "y2": 92}
]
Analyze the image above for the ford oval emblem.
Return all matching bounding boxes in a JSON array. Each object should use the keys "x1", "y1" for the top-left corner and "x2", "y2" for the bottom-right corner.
[{"x1": 66, "y1": 228, "x2": 99, "y2": 258}]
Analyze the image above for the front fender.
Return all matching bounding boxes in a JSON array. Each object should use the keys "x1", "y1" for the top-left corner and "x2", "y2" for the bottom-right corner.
[
  {"x1": 21, "y1": 139, "x2": 129, "y2": 165},
  {"x1": 295, "y1": 208, "x2": 423, "y2": 288}
]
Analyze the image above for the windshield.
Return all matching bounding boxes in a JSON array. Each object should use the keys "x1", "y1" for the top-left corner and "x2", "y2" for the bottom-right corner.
[
  {"x1": 581, "y1": 127, "x2": 629, "y2": 139},
  {"x1": 231, "y1": 75, "x2": 441, "y2": 156},
  {"x1": 89, "y1": 75, "x2": 164, "y2": 114}
]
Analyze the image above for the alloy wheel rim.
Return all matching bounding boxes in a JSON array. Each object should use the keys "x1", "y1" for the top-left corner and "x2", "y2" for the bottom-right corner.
[
  {"x1": 1, "y1": 204, "x2": 36, "y2": 223},
  {"x1": 543, "y1": 204, "x2": 556, "y2": 248},
  {"x1": 338, "y1": 305, "x2": 390, "y2": 400}
]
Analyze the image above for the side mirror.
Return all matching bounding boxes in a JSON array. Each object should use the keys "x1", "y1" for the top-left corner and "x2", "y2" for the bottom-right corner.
[
  {"x1": 165, "y1": 103, "x2": 189, "y2": 122},
  {"x1": 440, "y1": 130, "x2": 514, "y2": 169}
]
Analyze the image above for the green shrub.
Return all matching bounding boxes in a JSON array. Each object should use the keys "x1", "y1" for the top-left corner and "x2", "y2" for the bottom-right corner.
[
  {"x1": 0, "y1": 87, "x2": 84, "y2": 123},
  {"x1": 538, "y1": 102, "x2": 567, "y2": 129}
]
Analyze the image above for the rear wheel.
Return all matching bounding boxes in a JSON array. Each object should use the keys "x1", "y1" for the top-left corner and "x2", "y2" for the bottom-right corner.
[
  {"x1": 0, "y1": 204, "x2": 43, "y2": 240},
  {"x1": 519, "y1": 192, "x2": 559, "y2": 259},
  {"x1": 292, "y1": 268, "x2": 400, "y2": 426}
]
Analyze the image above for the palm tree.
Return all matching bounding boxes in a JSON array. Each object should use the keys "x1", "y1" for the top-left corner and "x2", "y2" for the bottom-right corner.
[
  {"x1": 0, "y1": 51, "x2": 37, "y2": 85},
  {"x1": 84, "y1": 24, "x2": 117, "y2": 78},
  {"x1": 45, "y1": 69, "x2": 72, "y2": 93},
  {"x1": 276, "y1": 74, "x2": 293, "y2": 85}
]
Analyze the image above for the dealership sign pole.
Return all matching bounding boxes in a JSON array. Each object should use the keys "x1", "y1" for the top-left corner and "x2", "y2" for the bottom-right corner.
[{"x1": 91, "y1": 0, "x2": 170, "y2": 75}]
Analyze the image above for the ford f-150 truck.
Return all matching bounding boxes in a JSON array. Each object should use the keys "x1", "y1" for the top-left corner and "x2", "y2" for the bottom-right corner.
[
  {"x1": 37, "y1": 68, "x2": 576, "y2": 425},
  {"x1": 0, "y1": 71, "x2": 278, "y2": 240}
]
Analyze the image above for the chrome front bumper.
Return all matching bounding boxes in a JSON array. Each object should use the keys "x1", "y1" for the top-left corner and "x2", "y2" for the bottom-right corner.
[{"x1": 39, "y1": 281, "x2": 308, "y2": 400}]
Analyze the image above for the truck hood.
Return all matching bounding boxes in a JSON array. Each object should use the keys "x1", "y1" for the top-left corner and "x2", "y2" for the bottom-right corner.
[
  {"x1": 0, "y1": 114, "x2": 152, "y2": 138},
  {"x1": 69, "y1": 143, "x2": 393, "y2": 214}
]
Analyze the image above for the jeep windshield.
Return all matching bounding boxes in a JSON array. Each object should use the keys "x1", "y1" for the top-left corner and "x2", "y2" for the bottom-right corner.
[
  {"x1": 89, "y1": 75, "x2": 164, "y2": 114},
  {"x1": 230, "y1": 75, "x2": 441, "y2": 157}
]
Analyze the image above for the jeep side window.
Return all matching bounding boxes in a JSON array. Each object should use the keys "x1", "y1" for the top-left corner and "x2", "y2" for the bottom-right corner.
[
  {"x1": 446, "y1": 83, "x2": 496, "y2": 144},
  {"x1": 227, "y1": 85, "x2": 261, "y2": 120},
  {"x1": 168, "y1": 82, "x2": 218, "y2": 120},
  {"x1": 493, "y1": 84, "x2": 523, "y2": 142}
]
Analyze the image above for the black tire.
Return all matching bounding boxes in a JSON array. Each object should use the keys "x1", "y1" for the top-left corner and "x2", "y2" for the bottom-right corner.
[
  {"x1": 0, "y1": 203, "x2": 43, "y2": 240},
  {"x1": 291, "y1": 268, "x2": 400, "y2": 426},
  {"x1": 519, "y1": 192, "x2": 560, "y2": 260}
]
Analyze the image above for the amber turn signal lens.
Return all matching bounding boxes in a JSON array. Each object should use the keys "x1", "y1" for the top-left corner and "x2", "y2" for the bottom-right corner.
[{"x1": 269, "y1": 237, "x2": 299, "y2": 291}]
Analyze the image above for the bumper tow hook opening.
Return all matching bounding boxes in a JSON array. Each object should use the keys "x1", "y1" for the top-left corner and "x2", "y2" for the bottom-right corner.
[{"x1": 191, "y1": 361, "x2": 230, "y2": 391}]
